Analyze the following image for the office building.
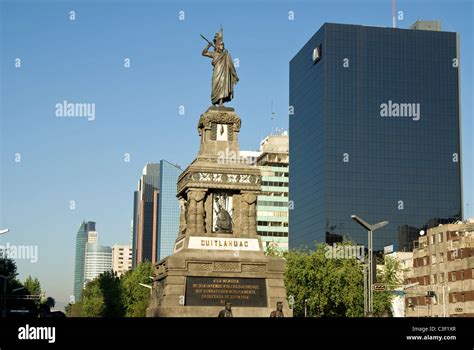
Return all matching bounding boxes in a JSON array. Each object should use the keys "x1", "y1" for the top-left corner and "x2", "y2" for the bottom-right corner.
[
  {"x1": 405, "y1": 220, "x2": 474, "y2": 317},
  {"x1": 112, "y1": 244, "x2": 132, "y2": 277},
  {"x1": 156, "y1": 160, "x2": 183, "y2": 261},
  {"x1": 73, "y1": 221, "x2": 96, "y2": 302},
  {"x1": 240, "y1": 132, "x2": 289, "y2": 252},
  {"x1": 132, "y1": 163, "x2": 160, "y2": 266},
  {"x1": 289, "y1": 22, "x2": 462, "y2": 251},
  {"x1": 256, "y1": 131, "x2": 289, "y2": 251},
  {"x1": 84, "y1": 233, "x2": 112, "y2": 286},
  {"x1": 132, "y1": 161, "x2": 182, "y2": 266}
]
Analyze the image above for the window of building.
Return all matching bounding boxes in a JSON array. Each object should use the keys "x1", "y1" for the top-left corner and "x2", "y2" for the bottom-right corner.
[
  {"x1": 452, "y1": 249, "x2": 460, "y2": 260},
  {"x1": 460, "y1": 270, "x2": 464, "y2": 280},
  {"x1": 431, "y1": 254, "x2": 436, "y2": 265},
  {"x1": 452, "y1": 293, "x2": 457, "y2": 303},
  {"x1": 424, "y1": 276, "x2": 429, "y2": 285},
  {"x1": 432, "y1": 274, "x2": 437, "y2": 283},
  {"x1": 438, "y1": 232, "x2": 443, "y2": 243},
  {"x1": 423, "y1": 257, "x2": 428, "y2": 265},
  {"x1": 439, "y1": 273, "x2": 444, "y2": 283},
  {"x1": 462, "y1": 293, "x2": 466, "y2": 302},
  {"x1": 430, "y1": 235, "x2": 435, "y2": 245},
  {"x1": 439, "y1": 252, "x2": 444, "y2": 263},
  {"x1": 451, "y1": 271, "x2": 456, "y2": 282}
]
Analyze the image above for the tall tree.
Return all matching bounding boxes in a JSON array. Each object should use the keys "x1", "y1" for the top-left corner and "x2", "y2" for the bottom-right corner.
[
  {"x1": 120, "y1": 261, "x2": 152, "y2": 317},
  {"x1": 284, "y1": 242, "x2": 402, "y2": 317},
  {"x1": 80, "y1": 271, "x2": 123, "y2": 317},
  {"x1": 23, "y1": 275, "x2": 42, "y2": 306},
  {"x1": 81, "y1": 279, "x2": 105, "y2": 317}
]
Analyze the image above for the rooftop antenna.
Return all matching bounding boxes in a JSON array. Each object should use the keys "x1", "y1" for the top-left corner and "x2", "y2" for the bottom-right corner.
[
  {"x1": 270, "y1": 99, "x2": 276, "y2": 135},
  {"x1": 392, "y1": 0, "x2": 396, "y2": 28}
]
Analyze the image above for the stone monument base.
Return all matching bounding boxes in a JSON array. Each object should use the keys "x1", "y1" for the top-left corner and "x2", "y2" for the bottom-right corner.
[{"x1": 146, "y1": 239, "x2": 292, "y2": 317}]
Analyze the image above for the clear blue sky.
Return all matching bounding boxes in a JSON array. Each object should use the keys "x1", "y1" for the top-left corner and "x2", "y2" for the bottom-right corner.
[{"x1": 1, "y1": 0, "x2": 472, "y2": 305}]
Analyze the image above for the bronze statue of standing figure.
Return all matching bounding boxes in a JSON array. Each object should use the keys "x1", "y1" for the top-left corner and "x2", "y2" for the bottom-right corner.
[{"x1": 201, "y1": 28, "x2": 239, "y2": 107}]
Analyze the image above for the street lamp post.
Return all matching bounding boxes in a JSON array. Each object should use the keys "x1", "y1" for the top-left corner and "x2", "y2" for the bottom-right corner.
[
  {"x1": 351, "y1": 215, "x2": 388, "y2": 315},
  {"x1": 0, "y1": 275, "x2": 13, "y2": 318},
  {"x1": 0, "y1": 229, "x2": 9, "y2": 259},
  {"x1": 363, "y1": 264, "x2": 368, "y2": 315},
  {"x1": 0, "y1": 229, "x2": 11, "y2": 318}
]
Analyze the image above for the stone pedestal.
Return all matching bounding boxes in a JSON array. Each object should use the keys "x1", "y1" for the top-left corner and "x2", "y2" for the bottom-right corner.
[{"x1": 147, "y1": 106, "x2": 291, "y2": 317}]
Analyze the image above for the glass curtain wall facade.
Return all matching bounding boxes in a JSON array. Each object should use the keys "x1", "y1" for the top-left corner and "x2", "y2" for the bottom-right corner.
[
  {"x1": 132, "y1": 163, "x2": 160, "y2": 266},
  {"x1": 289, "y1": 23, "x2": 462, "y2": 251},
  {"x1": 156, "y1": 160, "x2": 182, "y2": 261},
  {"x1": 73, "y1": 221, "x2": 95, "y2": 302}
]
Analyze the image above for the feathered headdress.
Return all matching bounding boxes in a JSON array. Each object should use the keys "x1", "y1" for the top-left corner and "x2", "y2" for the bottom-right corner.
[{"x1": 213, "y1": 26, "x2": 224, "y2": 47}]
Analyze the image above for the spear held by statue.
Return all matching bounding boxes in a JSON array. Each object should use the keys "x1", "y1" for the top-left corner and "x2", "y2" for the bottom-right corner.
[{"x1": 200, "y1": 34, "x2": 215, "y2": 48}]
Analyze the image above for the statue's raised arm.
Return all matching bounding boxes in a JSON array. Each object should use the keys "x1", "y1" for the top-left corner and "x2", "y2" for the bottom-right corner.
[{"x1": 201, "y1": 28, "x2": 239, "y2": 107}]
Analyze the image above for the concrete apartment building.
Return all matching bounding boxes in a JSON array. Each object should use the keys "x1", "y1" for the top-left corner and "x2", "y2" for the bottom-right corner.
[
  {"x1": 404, "y1": 220, "x2": 474, "y2": 317},
  {"x1": 112, "y1": 244, "x2": 132, "y2": 277},
  {"x1": 256, "y1": 131, "x2": 289, "y2": 252},
  {"x1": 240, "y1": 131, "x2": 289, "y2": 252}
]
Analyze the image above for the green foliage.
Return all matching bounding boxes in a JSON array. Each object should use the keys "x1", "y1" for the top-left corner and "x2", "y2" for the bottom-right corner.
[
  {"x1": 24, "y1": 275, "x2": 42, "y2": 306},
  {"x1": 80, "y1": 271, "x2": 124, "y2": 317},
  {"x1": 24, "y1": 276, "x2": 41, "y2": 295},
  {"x1": 80, "y1": 279, "x2": 104, "y2": 317},
  {"x1": 284, "y1": 242, "x2": 404, "y2": 317},
  {"x1": 65, "y1": 301, "x2": 83, "y2": 317},
  {"x1": 373, "y1": 256, "x2": 404, "y2": 316},
  {"x1": 77, "y1": 262, "x2": 152, "y2": 317},
  {"x1": 0, "y1": 258, "x2": 18, "y2": 279},
  {"x1": 120, "y1": 261, "x2": 152, "y2": 317},
  {"x1": 264, "y1": 241, "x2": 284, "y2": 258},
  {"x1": 284, "y1": 243, "x2": 364, "y2": 317}
]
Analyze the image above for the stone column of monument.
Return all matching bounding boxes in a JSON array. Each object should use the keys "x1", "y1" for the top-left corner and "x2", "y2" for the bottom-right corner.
[{"x1": 146, "y1": 28, "x2": 291, "y2": 317}]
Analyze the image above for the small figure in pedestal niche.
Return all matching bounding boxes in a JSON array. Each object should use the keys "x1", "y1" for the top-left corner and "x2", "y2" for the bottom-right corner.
[
  {"x1": 270, "y1": 302, "x2": 284, "y2": 318},
  {"x1": 213, "y1": 193, "x2": 233, "y2": 233},
  {"x1": 218, "y1": 302, "x2": 233, "y2": 317}
]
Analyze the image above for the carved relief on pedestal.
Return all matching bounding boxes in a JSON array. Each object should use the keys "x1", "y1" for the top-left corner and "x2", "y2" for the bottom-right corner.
[
  {"x1": 186, "y1": 190, "x2": 207, "y2": 234},
  {"x1": 198, "y1": 110, "x2": 241, "y2": 137},
  {"x1": 178, "y1": 197, "x2": 188, "y2": 235},
  {"x1": 240, "y1": 192, "x2": 258, "y2": 236}
]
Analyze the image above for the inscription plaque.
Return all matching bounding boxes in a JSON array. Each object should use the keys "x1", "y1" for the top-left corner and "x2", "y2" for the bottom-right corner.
[{"x1": 185, "y1": 276, "x2": 267, "y2": 307}]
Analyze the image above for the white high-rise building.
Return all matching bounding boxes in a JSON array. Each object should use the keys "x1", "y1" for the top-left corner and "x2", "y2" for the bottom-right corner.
[
  {"x1": 83, "y1": 232, "x2": 112, "y2": 287},
  {"x1": 112, "y1": 244, "x2": 132, "y2": 277},
  {"x1": 240, "y1": 131, "x2": 289, "y2": 252}
]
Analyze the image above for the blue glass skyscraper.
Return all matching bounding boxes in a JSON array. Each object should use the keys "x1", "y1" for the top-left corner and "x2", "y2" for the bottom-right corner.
[
  {"x1": 157, "y1": 160, "x2": 182, "y2": 260},
  {"x1": 132, "y1": 161, "x2": 182, "y2": 266},
  {"x1": 73, "y1": 220, "x2": 95, "y2": 302},
  {"x1": 289, "y1": 22, "x2": 462, "y2": 251}
]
